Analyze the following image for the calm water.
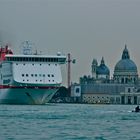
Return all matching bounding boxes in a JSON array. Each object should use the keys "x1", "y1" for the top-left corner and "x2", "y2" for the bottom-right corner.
[{"x1": 0, "y1": 104, "x2": 140, "y2": 140}]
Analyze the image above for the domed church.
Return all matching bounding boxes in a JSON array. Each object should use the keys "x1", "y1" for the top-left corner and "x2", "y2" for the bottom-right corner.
[
  {"x1": 113, "y1": 45, "x2": 138, "y2": 84},
  {"x1": 71, "y1": 45, "x2": 140, "y2": 105}
]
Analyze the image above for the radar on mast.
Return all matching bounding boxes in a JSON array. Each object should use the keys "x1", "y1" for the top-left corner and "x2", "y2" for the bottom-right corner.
[{"x1": 20, "y1": 41, "x2": 33, "y2": 55}]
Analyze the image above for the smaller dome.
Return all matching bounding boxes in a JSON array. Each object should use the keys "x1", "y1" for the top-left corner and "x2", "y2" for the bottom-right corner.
[{"x1": 96, "y1": 57, "x2": 110, "y2": 75}]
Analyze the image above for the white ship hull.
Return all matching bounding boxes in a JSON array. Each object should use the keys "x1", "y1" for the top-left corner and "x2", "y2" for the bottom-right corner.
[{"x1": 0, "y1": 86, "x2": 58, "y2": 104}]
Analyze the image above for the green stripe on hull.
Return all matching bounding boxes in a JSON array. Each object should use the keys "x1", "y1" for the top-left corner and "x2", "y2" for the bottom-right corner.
[{"x1": 0, "y1": 88, "x2": 58, "y2": 105}]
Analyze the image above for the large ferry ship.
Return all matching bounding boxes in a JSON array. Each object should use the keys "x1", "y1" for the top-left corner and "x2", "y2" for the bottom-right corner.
[{"x1": 0, "y1": 44, "x2": 66, "y2": 104}]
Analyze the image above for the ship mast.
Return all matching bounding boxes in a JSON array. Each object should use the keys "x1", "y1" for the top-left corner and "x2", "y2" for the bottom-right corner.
[
  {"x1": 67, "y1": 53, "x2": 76, "y2": 95},
  {"x1": 67, "y1": 53, "x2": 71, "y2": 89}
]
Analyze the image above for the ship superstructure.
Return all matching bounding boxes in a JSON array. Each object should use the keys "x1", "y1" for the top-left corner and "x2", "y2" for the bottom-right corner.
[{"x1": 0, "y1": 45, "x2": 66, "y2": 104}]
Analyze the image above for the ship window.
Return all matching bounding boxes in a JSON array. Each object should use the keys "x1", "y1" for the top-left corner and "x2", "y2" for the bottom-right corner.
[
  {"x1": 36, "y1": 80, "x2": 38, "y2": 82},
  {"x1": 32, "y1": 64, "x2": 34, "y2": 66},
  {"x1": 53, "y1": 80, "x2": 54, "y2": 82},
  {"x1": 19, "y1": 58, "x2": 21, "y2": 61},
  {"x1": 39, "y1": 58, "x2": 42, "y2": 61},
  {"x1": 48, "y1": 58, "x2": 50, "y2": 62},
  {"x1": 40, "y1": 80, "x2": 42, "y2": 82},
  {"x1": 32, "y1": 58, "x2": 35, "y2": 61},
  {"x1": 29, "y1": 57, "x2": 31, "y2": 61},
  {"x1": 39, "y1": 74, "x2": 42, "y2": 77},
  {"x1": 26, "y1": 74, "x2": 28, "y2": 77},
  {"x1": 23, "y1": 80, "x2": 25, "y2": 81},
  {"x1": 48, "y1": 64, "x2": 50, "y2": 66},
  {"x1": 55, "y1": 64, "x2": 57, "y2": 66},
  {"x1": 48, "y1": 74, "x2": 50, "y2": 77},
  {"x1": 35, "y1": 58, "x2": 38, "y2": 61},
  {"x1": 52, "y1": 74, "x2": 54, "y2": 77},
  {"x1": 49, "y1": 80, "x2": 50, "y2": 82},
  {"x1": 27, "y1": 80, "x2": 29, "y2": 81},
  {"x1": 16, "y1": 63, "x2": 18, "y2": 65},
  {"x1": 43, "y1": 74, "x2": 45, "y2": 77},
  {"x1": 35, "y1": 74, "x2": 37, "y2": 77},
  {"x1": 31, "y1": 74, "x2": 33, "y2": 77},
  {"x1": 23, "y1": 57, "x2": 26, "y2": 61},
  {"x1": 27, "y1": 58, "x2": 29, "y2": 61},
  {"x1": 22, "y1": 74, "x2": 24, "y2": 77},
  {"x1": 42, "y1": 58, "x2": 45, "y2": 62},
  {"x1": 40, "y1": 64, "x2": 42, "y2": 66}
]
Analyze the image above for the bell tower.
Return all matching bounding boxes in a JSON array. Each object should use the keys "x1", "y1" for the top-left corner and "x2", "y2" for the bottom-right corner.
[{"x1": 91, "y1": 59, "x2": 98, "y2": 78}]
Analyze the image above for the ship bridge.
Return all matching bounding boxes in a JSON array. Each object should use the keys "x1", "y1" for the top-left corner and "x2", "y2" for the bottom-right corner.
[{"x1": 5, "y1": 55, "x2": 66, "y2": 64}]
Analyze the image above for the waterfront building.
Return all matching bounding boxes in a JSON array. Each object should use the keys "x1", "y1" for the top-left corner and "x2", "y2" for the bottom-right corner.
[{"x1": 71, "y1": 45, "x2": 140, "y2": 104}]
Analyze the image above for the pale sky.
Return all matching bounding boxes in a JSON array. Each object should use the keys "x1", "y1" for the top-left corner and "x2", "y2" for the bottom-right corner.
[{"x1": 0, "y1": 0, "x2": 140, "y2": 86}]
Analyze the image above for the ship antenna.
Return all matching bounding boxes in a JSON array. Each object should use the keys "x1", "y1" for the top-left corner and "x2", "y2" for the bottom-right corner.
[{"x1": 20, "y1": 41, "x2": 33, "y2": 55}]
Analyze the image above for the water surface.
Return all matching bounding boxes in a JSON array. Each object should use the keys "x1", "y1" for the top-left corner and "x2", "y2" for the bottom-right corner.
[{"x1": 0, "y1": 104, "x2": 139, "y2": 140}]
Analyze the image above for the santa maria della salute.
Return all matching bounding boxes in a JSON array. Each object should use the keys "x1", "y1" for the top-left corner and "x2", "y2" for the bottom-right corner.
[{"x1": 71, "y1": 45, "x2": 140, "y2": 105}]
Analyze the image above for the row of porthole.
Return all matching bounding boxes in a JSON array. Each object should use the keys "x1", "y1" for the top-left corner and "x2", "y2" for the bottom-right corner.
[
  {"x1": 22, "y1": 74, "x2": 54, "y2": 77},
  {"x1": 16, "y1": 63, "x2": 57, "y2": 66},
  {"x1": 22, "y1": 79, "x2": 55, "y2": 82}
]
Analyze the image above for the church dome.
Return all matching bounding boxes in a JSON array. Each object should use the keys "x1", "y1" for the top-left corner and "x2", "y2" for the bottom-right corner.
[
  {"x1": 115, "y1": 59, "x2": 137, "y2": 72},
  {"x1": 96, "y1": 57, "x2": 110, "y2": 75},
  {"x1": 114, "y1": 45, "x2": 137, "y2": 72}
]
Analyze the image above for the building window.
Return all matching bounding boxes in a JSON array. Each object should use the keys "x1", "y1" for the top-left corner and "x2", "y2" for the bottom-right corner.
[
  {"x1": 125, "y1": 78, "x2": 128, "y2": 84},
  {"x1": 121, "y1": 78, "x2": 124, "y2": 84},
  {"x1": 128, "y1": 96, "x2": 132, "y2": 104},
  {"x1": 134, "y1": 78, "x2": 136, "y2": 83},
  {"x1": 128, "y1": 88, "x2": 131, "y2": 93},
  {"x1": 76, "y1": 88, "x2": 80, "y2": 93}
]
